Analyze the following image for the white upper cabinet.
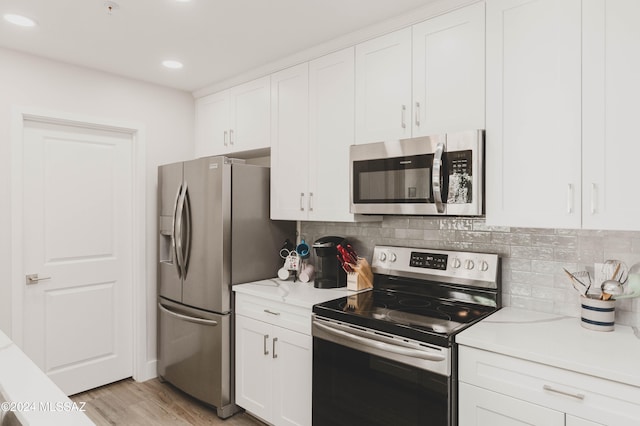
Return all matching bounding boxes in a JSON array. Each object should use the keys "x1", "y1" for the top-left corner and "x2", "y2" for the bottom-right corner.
[
  {"x1": 486, "y1": 0, "x2": 640, "y2": 231},
  {"x1": 308, "y1": 47, "x2": 361, "y2": 222},
  {"x1": 271, "y1": 49, "x2": 381, "y2": 222},
  {"x1": 270, "y1": 63, "x2": 310, "y2": 221},
  {"x1": 485, "y1": 0, "x2": 582, "y2": 229},
  {"x1": 195, "y1": 76, "x2": 270, "y2": 157},
  {"x1": 355, "y1": 27, "x2": 412, "y2": 144},
  {"x1": 355, "y1": 3, "x2": 485, "y2": 144},
  {"x1": 195, "y1": 90, "x2": 229, "y2": 157},
  {"x1": 412, "y1": 2, "x2": 485, "y2": 136},
  {"x1": 582, "y1": 0, "x2": 640, "y2": 231}
]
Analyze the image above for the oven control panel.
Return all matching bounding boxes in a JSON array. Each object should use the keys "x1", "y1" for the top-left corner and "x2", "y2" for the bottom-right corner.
[
  {"x1": 372, "y1": 245, "x2": 499, "y2": 289},
  {"x1": 409, "y1": 252, "x2": 448, "y2": 270}
]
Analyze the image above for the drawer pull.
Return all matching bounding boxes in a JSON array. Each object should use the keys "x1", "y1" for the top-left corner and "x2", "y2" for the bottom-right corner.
[
  {"x1": 543, "y1": 384, "x2": 585, "y2": 400},
  {"x1": 264, "y1": 309, "x2": 281, "y2": 316}
]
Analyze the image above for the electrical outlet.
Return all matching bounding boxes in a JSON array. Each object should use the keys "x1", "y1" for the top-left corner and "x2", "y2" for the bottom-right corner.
[{"x1": 593, "y1": 262, "x2": 606, "y2": 289}]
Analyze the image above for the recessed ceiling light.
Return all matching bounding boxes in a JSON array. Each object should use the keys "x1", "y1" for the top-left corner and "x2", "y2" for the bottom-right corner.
[
  {"x1": 3, "y1": 13, "x2": 37, "y2": 27},
  {"x1": 162, "y1": 60, "x2": 184, "y2": 69},
  {"x1": 175, "y1": 0, "x2": 191, "y2": 2}
]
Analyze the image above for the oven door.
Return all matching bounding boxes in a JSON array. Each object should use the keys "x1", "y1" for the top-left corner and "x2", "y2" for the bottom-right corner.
[{"x1": 312, "y1": 316, "x2": 452, "y2": 426}]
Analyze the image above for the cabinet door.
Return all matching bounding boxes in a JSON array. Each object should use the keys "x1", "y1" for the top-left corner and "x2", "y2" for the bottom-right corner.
[
  {"x1": 270, "y1": 63, "x2": 310, "y2": 220},
  {"x1": 485, "y1": 0, "x2": 582, "y2": 229},
  {"x1": 355, "y1": 27, "x2": 412, "y2": 144},
  {"x1": 308, "y1": 47, "x2": 356, "y2": 222},
  {"x1": 194, "y1": 90, "x2": 229, "y2": 158},
  {"x1": 459, "y1": 382, "x2": 565, "y2": 426},
  {"x1": 229, "y1": 76, "x2": 271, "y2": 153},
  {"x1": 412, "y1": 2, "x2": 485, "y2": 136},
  {"x1": 272, "y1": 327, "x2": 312, "y2": 426},
  {"x1": 566, "y1": 415, "x2": 603, "y2": 426},
  {"x1": 235, "y1": 315, "x2": 272, "y2": 421},
  {"x1": 582, "y1": 0, "x2": 640, "y2": 231}
]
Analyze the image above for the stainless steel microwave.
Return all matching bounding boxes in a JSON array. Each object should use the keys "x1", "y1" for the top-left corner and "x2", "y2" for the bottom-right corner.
[{"x1": 349, "y1": 130, "x2": 484, "y2": 216}]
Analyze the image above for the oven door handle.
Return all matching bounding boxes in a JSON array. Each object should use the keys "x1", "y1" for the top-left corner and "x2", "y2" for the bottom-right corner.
[{"x1": 314, "y1": 321, "x2": 446, "y2": 362}]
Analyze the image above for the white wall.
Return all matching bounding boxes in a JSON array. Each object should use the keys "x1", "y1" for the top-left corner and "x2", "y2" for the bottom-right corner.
[{"x1": 0, "y1": 47, "x2": 194, "y2": 370}]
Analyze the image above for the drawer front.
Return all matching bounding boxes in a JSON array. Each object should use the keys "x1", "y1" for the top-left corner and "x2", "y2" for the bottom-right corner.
[
  {"x1": 459, "y1": 346, "x2": 640, "y2": 426},
  {"x1": 235, "y1": 293, "x2": 311, "y2": 335}
]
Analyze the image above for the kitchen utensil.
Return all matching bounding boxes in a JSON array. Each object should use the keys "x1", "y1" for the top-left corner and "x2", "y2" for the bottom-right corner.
[
  {"x1": 616, "y1": 263, "x2": 640, "y2": 299},
  {"x1": 600, "y1": 279, "x2": 623, "y2": 300},
  {"x1": 603, "y1": 260, "x2": 628, "y2": 284},
  {"x1": 563, "y1": 268, "x2": 589, "y2": 295}
]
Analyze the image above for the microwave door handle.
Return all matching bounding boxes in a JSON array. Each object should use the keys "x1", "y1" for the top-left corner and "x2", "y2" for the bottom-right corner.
[{"x1": 432, "y1": 143, "x2": 445, "y2": 213}]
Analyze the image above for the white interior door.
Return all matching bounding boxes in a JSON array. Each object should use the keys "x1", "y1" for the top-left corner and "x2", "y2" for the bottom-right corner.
[{"x1": 20, "y1": 119, "x2": 133, "y2": 396}]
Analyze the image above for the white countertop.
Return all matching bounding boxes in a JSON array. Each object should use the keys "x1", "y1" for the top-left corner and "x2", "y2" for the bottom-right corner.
[
  {"x1": 0, "y1": 329, "x2": 93, "y2": 425},
  {"x1": 233, "y1": 278, "x2": 361, "y2": 309},
  {"x1": 456, "y1": 307, "x2": 640, "y2": 388}
]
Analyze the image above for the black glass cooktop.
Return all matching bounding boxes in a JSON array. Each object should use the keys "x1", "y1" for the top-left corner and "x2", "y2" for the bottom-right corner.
[{"x1": 312, "y1": 289, "x2": 496, "y2": 347}]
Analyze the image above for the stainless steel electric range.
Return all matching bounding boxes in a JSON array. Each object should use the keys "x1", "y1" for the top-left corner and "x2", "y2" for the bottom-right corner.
[{"x1": 311, "y1": 245, "x2": 501, "y2": 426}]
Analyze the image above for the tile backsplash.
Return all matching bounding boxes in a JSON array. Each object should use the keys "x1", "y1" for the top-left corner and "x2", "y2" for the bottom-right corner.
[{"x1": 300, "y1": 217, "x2": 640, "y2": 327}]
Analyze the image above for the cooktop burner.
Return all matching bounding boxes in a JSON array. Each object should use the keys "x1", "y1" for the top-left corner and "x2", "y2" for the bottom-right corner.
[{"x1": 312, "y1": 246, "x2": 501, "y2": 347}]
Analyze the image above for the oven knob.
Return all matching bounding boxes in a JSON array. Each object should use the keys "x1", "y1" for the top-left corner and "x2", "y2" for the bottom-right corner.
[
  {"x1": 451, "y1": 258, "x2": 461, "y2": 269},
  {"x1": 464, "y1": 259, "x2": 475, "y2": 270},
  {"x1": 378, "y1": 252, "x2": 387, "y2": 262},
  {"x1": 388, "y1": 252, "x2": 397, "y2": 263},
  {"x1": 480, "y1": 260, "x2": 489, "y2": 271}
]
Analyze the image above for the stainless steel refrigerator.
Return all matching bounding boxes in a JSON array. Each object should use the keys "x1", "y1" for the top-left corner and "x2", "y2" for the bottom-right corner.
[{"x1": 157, "y1": 156, "x2": 294, "y2": 418}]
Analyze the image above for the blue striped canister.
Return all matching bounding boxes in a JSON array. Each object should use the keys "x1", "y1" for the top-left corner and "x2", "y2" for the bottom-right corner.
[{"x1": 580, "y1": 295, "x2": 615, "y2": 331}]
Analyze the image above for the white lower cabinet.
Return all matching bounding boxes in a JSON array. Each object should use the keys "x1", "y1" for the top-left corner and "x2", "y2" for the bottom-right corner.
[
  {"x1": 458, "y1": 346, "x2": 638, "y2": 426},
  {"x1": 235, "y1": 294, "x2": 312, "y2": 426},
  {"x1": 459, "y1": 382, "x2": 565, "y2": 425}
]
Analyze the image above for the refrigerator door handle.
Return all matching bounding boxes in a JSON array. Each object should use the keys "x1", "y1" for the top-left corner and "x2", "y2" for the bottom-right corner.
[
  {"x1": 182, "y1": 185, "x2": 192, "y2": 277},
  {"x1": 175, "y1": 183, "x2": 187, "y2": 278},
  {"x1": 171, "y1": 184, "x2": 183, "y2": 278},
  {"x1": 158, "y1": 303, "x2": 219, "y2": 326}
]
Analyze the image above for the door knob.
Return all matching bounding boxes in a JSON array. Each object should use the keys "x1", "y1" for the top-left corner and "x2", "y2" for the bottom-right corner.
[{"x1": 26, "y1": 274, "x2": 51, "y2": 285}]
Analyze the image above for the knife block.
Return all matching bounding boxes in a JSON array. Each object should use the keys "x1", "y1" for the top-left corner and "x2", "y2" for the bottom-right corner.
[{"x1": 346, "y1": 258, "x2": 374, "y2": 291}]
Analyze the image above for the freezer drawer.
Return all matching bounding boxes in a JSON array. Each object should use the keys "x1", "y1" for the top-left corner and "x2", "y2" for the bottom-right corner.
[{"x1": 157, "y1": 299, "x2": 235, "y2": 417}]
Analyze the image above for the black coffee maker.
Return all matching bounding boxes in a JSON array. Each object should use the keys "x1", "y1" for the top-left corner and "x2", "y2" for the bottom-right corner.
[{"x1": 312, "y1": 236, "x2": 347, "y2": 289}]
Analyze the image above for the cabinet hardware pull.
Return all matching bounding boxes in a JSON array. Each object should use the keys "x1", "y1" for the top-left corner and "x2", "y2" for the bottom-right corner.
[
  {"x1": 401, "y1": 105, "x2": 407, "y2": 129},
  {"x1": 229, "y1": 129, "x2": 234, "y2": 145},
  {"x1": 272, "y1": 337, "x2": 278, "y2": 359},
  {"x1": 591, "y1": 183, "x2": 597, "y2": 214},
  {"x1": 300, "y1": 193, "x2": 305, "y2": 211},
  {"x1": 309, "y1": 192, "x2": 313, "y2": 212},
  {"x1": 223, "y1": 130, "x2": 228, "y2": 146},
  {"x1": 264, "y1": 309, "x2": 280, "y2": 316},
  {"x1": 567, "y1": 184, "x2": 574, "y2": 214},
  {"x1": 263, "y1": 334, "x2": 269, "y2": 355},
  {"x1": 415, "y1": 102, "x2": 421, "y2": 127},
  {"x1": 543, "y1": 384, "x2": 585, "y2": 400}
]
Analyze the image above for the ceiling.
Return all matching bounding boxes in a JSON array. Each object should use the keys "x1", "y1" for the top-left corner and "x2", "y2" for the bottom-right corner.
[{"x1": 0, "y1": 0, "x2": 438, "y2": 93}]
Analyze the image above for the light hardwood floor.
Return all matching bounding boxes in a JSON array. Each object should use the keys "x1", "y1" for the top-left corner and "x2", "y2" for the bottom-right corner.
[{"x1": 70, "y1": 378, "x2": 266, "y2": 426}]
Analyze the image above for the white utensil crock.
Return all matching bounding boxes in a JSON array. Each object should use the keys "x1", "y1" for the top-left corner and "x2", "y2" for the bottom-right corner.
[{"x1": 580, "y1": 295, "x2": 615, "y2": 332}]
